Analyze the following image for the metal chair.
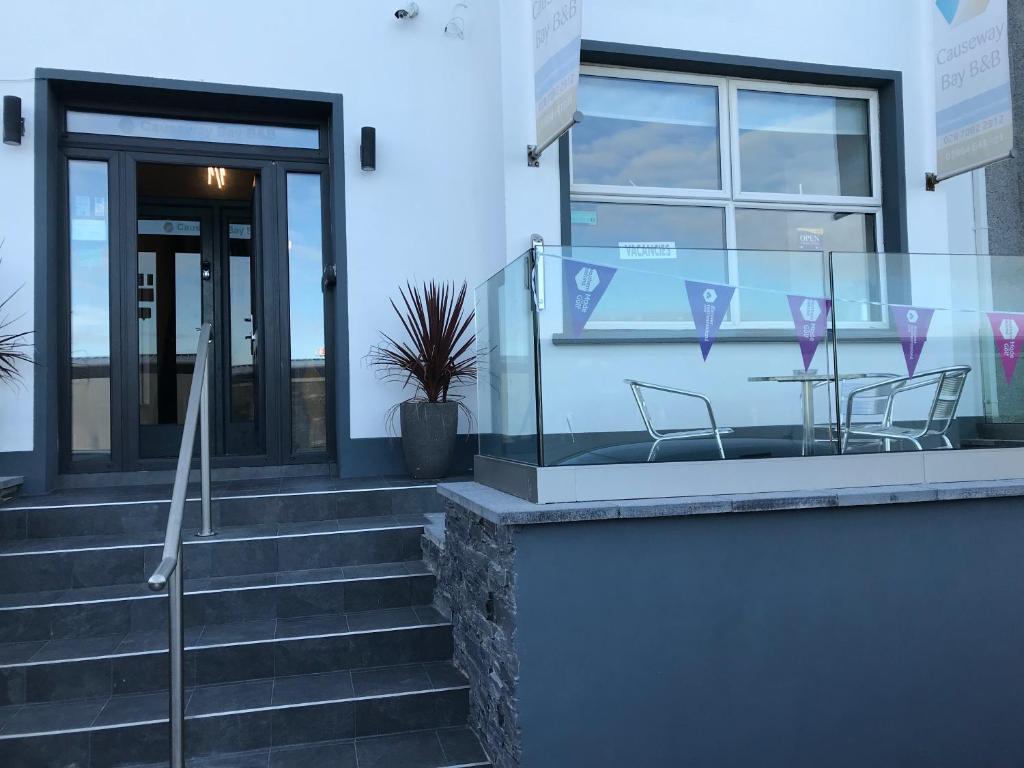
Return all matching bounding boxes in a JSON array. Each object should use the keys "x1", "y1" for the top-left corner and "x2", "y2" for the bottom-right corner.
[
  {"x1": 841, "y1": 366, "x2": 971, "y2": 452},
  {"x1": 813, "y1": 373, "x2": 901, "y2": 446},
  {"x1": 625, "y1": 379, "x2": 733, "y2": 460}
]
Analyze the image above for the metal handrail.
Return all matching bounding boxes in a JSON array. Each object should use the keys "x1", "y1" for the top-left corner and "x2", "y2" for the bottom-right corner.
[{"x1": 147, "y1": 322, "x2": 215, "y2": 768}]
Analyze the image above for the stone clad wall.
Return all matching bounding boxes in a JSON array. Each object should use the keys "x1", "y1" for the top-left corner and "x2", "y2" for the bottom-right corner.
[{"x1": 437, "y1": 499, "x2": 521, "y2": 768}]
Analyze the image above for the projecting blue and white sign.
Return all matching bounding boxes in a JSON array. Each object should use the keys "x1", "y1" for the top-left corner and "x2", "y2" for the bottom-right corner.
[
  {"x1": 532, "y1": 0, "x2": 582, "y2": 153},
  {"x1": 933, "y1": 0, "x2": 1013, "y2": 180}
]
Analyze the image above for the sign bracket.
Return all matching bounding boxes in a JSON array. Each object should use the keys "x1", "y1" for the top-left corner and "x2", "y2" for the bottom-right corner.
[{"x1": 528, "y1": 112, "x2": 583, "y2": 167}]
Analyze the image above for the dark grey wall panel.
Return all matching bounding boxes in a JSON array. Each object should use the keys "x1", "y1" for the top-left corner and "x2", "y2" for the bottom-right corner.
[{"x1": 513, "y1": 499, "x2": 1024, "y2": 767}]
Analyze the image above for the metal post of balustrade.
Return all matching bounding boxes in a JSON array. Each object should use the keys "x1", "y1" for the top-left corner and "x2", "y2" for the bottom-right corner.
[
  {"x1": 196, "y1": 342, "x2": 215, "y2": 538},
  {"x1": 168, "y1": 543, "x2": 185, "y2": 768}
]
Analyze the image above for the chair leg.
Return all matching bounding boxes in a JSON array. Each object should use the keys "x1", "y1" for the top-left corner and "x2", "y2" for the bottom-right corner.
[{"x1": 713, "y1": 431, "x2": 726, "y2": 460}]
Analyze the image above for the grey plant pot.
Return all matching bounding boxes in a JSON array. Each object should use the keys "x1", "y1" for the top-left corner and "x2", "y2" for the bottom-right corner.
[{"x1": 400, "y1": 400, "x2": 459, "y2": 480}]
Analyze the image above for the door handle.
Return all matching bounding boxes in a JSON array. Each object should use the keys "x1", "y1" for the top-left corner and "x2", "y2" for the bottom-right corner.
[{"x1": 245, "y1": 329, "x2": 258, "y2": 357}]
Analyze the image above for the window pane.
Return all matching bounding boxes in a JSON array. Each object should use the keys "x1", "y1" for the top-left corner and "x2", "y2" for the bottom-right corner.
[
  {"x1": 569, "y1": 202, "x2": 726, "y2": 324},
  {"x1": 573, "y1": 76, "x2": 721, "y2": 189},
  {"x1": 738, "y1": 90, "x2": 871, "y2": 197},
  {"x1": 69, "y1": 160, "x2": 111, "y2": 457},
  {"x1": 67, "y1": 111, "x2": 319, "y2": 150},
  {"x1": 735, "y1": 208, "x2": 878, "y2": 322},
  {"x1": 136, "y1": 220, "x2": 202, "y2": 431},
  {"x1": 287, "y1": 173, "x2": 327, "y2": 452},
  {"x1": 228, "y1": 223, "x2": 255, "y2": 424}
]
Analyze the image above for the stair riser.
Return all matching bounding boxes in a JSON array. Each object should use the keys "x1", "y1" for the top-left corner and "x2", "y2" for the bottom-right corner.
[
  {"x1": 1, "y1": 489, "x2": 440, "y2": 541},
  {"x1": 0, "y1": 574, "x2": 436, "y2": 643},
  {"x1": 0, "y1": 527, "x2": 424, "y2": 594},
  {"x1": 1, "y1": 688, "x2": 469, "y2": 767},
  {"x1": 0, "y1": 626, "x2": 453, "y2": 705}
]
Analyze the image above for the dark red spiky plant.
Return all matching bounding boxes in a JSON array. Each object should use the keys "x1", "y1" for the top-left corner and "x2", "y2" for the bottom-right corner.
[{"x1": 368, "y1": 281, "x2": 476, "y2": 403}]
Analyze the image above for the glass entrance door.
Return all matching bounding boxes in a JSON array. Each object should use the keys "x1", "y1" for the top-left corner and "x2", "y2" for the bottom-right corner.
[
  {"x1": 133, "y1": 163, "x2": 264, "y2": 462},
  {"x1": 136, "y1": 211, "x2": 208, "y2": 458}
]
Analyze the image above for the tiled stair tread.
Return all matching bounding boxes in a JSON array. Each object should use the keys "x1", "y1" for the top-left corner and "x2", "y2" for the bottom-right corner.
[
  {"x1": 0, "y1": 476, "x2": 443, "y2": 510},
  {"x1": 0, "y1": 514, "x2": 431, "y2": 556},
  {"x1": 0, "y1": 560, "x2": 433, "y2": 609},
  {"x1": 0, "y1": 661, "x2": 469, "y2": 737},
  {"x1": 0, "y1": 605, "x2": 449, "y2": 666},
  {"x1": 122, "y1": 727, "x2": 490, "y2": 768}
]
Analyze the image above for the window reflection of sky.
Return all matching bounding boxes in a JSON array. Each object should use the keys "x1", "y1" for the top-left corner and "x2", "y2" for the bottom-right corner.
[
  {"x1": 69, "y1": 160, "x2": 110, "y2": 361},
  {"x1": 574, "y1": 76, "x2": 720, "y2": 189},
  {"x1": 738, "y1": 91, "x2": 871, "y2": 196},
  {"x1": 287, "y1": 174, "x2": 325, "y2": 363}
]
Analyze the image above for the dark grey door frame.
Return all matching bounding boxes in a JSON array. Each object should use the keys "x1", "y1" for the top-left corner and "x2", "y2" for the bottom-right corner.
[
  {"x1": 31, "y1": 69, "x2": 345, "y2": 491},
  {"x1": 125, "y1": 150, "x2": 285, "y2": 472}
]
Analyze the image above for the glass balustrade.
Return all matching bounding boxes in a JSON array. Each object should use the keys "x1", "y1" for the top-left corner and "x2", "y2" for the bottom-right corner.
[{"x1": 476, "y1": 247, "x2": 1024, "y2": 467}]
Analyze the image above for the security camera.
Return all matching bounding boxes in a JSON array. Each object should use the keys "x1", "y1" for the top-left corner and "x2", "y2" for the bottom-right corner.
[{"x1": 395, "y1": 2, "x2": 419, "y2": 19}]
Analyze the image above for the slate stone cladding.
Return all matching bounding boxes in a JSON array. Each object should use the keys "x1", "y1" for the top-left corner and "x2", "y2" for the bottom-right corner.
[{"x1": 437, "y1": 499, "x2": 521, "y2": 768}]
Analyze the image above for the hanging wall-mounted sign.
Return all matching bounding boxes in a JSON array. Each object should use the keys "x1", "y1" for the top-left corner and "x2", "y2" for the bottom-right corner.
[
  {"x1": 529, "y1": 0, "x2": 582, "y2": 166},
  {"x1": 932, "y1": 0, "x2": 1013, "y2": 182},
  {"x1": 685, "y1": 281, "x2": 735, "y2": 361},
  {"x1": 891, "y1": 306, "x2": 936, "y2": 376},
  {"x1": 787, "y1": 295, "x2": 832, "y2": 371},
  {"x1": 563, "y1": 259, "x2": 616, "y2": 337},
  {"x1": 986, "y1": 311, "x2": 1024, "y2": 383}
]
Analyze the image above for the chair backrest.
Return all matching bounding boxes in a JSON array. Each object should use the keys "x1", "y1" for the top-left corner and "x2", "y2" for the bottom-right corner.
[
  {"x1": 845, "y1": 374, "x2": 901, "y2": 419},
  {"x1": 844, "y1": 366, "x2": 970, "y2": 435},
  {"x1": 923, "y1": 366, "x2": 970, "y2": 434}
]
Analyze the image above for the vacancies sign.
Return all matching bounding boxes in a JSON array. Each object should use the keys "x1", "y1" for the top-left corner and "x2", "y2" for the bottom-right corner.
[
  {"x1": 532, "y1": 0, "x2": 582, "y2": 154},
  {"x1": 934, "y1": 0, "x2": 1013, "y2": 180}
]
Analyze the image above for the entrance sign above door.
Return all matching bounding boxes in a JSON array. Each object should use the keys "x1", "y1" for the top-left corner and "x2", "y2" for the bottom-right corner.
[
  {"x1": 932, "y1": 0, "x2": 1013, "y2": 181},
  {"x1": 529, "y1": 0, "x2": 582, "y2": 166}
]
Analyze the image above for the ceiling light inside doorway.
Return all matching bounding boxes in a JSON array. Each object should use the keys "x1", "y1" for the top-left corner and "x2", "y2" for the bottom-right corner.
[{"x1": 207, "y1": 167, "x2": 227, "y2": 190}]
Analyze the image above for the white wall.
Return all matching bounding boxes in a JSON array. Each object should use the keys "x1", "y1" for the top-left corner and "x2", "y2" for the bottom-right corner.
[
  {"x1": 0, "y1": 73, "x2": 34, "y2": 453},
  {"x1": 0, "y1": 0, "x2": 508, "y2": 453},
  {"x1": 0, "y1": 0, "x2": 985, "y2": 460}
]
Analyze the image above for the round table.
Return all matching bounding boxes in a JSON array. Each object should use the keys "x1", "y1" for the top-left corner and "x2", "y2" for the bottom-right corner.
[{"x1": 748, "y1": 372, "x2": 875, "y2": 456}]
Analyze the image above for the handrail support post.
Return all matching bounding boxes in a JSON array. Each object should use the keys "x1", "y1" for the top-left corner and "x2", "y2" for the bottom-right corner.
[
  {"x1": 168, "y1": 546, "x2": 185, "y2": 768},
  {"x1": 197, "y1": 355, "x2": 215, "y2": 538}
]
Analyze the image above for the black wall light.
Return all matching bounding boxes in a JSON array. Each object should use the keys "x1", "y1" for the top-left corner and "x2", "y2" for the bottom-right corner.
[
  {"x1": 360, "y1": 127, "x2": 376, "y2": 171},
  {"x1": 3, "y1": 96, "x2": 24, "y2": 146}
]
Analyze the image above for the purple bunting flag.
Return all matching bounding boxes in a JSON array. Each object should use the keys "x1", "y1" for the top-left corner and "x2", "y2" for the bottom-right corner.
[
  {"x1": 787, "y1": 295, "x2": 832, "y2": 371},
  {"x1": 562, "y1": 259, "x2": 617, "y2": 337},
  {"x1": 987, "y1": 312, "x2": 1024, "y2": 384},
  {"x1": 685, "y1": 280, "x2": 736, "y2": 360},
  {"x1": 890, "y1": 305, "x2": 935, "y2": 377}
]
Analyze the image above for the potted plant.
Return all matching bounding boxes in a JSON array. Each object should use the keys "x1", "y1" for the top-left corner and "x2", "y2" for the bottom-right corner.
[
  {"x1": 0, "y1": 253, "x2": 31, "y2": 388},
  {"x1": 369, "y1": 280, "x2": 476, "y2": 479}
]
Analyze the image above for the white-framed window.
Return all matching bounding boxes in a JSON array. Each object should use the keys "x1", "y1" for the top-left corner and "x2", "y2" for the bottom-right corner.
[{"x1": 569, "y1": 66, "x2": 885, "y2": 330}]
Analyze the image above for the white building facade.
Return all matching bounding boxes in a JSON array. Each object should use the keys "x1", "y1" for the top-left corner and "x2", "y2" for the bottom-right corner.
[{"x1": 0, "y1": 1, "x2": 996, "y2": 491}]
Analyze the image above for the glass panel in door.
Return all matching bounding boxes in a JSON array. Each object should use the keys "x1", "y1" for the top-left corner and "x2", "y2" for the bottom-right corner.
[
  {"x1": 286, "y1": 173, "x2": 328, "y2": 454},
  {"x1": 137, "y1": 216, "x2": 204, "y2": 458},
  {"x1": 224, "y1": 215, "x2": 262, "y2": 455},
  {"x1": 68, "y1": 160, "x2": 112, "y2": 460}
]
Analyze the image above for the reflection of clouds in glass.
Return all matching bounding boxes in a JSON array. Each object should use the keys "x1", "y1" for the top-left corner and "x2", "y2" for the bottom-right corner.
[
  {"x1": 286, "y1": 173, "x2": 328, "y2": 452},
  {"x1": 69, "y1": 161, "x2": 111, "y2": 360},
  {"x1": 739, "y1": 130, "x2": 870, "y2": 196},
  {"x1": 581, "y1": 76, "x2": 718, "y2": 126},
  {"x1": 738, "y1": 91, "x2": 868, "y2": 135},
  {"x1": 574, "y1": 119, "x2": 720, "y2": 189}
]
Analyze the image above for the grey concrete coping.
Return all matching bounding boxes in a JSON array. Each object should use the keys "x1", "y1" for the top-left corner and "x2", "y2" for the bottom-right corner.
[{"x1": 437, "y1": 479, "x2": 1024, "y2": 527}]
